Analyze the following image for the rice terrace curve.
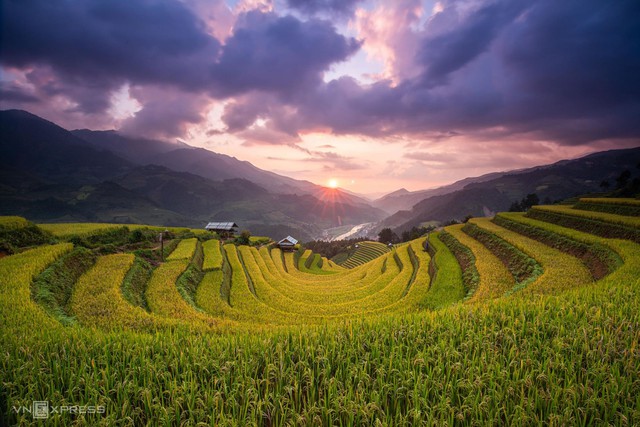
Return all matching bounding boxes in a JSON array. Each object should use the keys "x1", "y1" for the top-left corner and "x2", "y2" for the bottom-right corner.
[{"x1": 1, "y1": 197, "x2": 639, "y2": 425}]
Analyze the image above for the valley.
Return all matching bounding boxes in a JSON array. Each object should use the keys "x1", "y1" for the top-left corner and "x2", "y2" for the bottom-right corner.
[{"x1": 2, "y1": 110, "x2": 638, "y2": 244}]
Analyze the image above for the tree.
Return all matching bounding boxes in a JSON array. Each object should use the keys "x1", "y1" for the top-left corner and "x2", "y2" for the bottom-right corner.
[
  {"x1": 509, "y1": 201, "x2": 522, "y2": 212},
  {"x1": 616, "y1": 170, "x2": 631, "y2": 189},
  {"x1": 509, "y1": 193, "x2": 539, "y2": 212},
  {"x1": 400, "y1": 225, "x2": 434, "y2": 242},
  {"x1": 236, "y1": 230, "x2": 251, "y2": 245},
  {"x1": 523, "y1": 193, "x2": 539, "y2": 210},
  {"x1": 600, "y1": 180, "x2": 610, "y2": 190},
  {"x1": 378, "y1": 228, "x2": 399, "y2": 244}
]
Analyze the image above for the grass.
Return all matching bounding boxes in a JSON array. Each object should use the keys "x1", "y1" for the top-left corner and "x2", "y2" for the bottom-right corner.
[
  {"x1": 494, "y1": 212, "x2": 622, "y2": 280},
  {"x1": 0, "y1": 216, "x2": 30, "y2": 229},
  {"x1": 578, "y1": 197, "x2": 640, "y2": 206},
  {"x1": 2, "y1": 204, "x2": 640, "y2": 425},
  {"x1": 70, "y1": 254, "x2": 163, "y2": 331},
  {"x1": 145, "y1": 259, "x2": 217, "y2": 329},
  {"x1": 339, "y1": 241, "x2": 390, "y2": 269},
  {"x1": 440, "y1": 227, "x2": 480, "y2": 299},
  {"x1": 574, "y1": 198, "x2": 640, "y2": 216},
  {"x1": 0, "y1": 217, "x2": 53, "y2": 253},
  {"x1": 528, "y1": 205, "x2": 640, "y2": 243},
  {"x1": 418, "y1": 232, "x2": 465, "y2": 310},
  {"x1": 38, "y1": 223, "x2": 202, "y2": 237},
  {"x1": 32, "y1": 246, "x2": 96, "y2": 325},
  {"x1": 444, "y1": 224, "x2": 513, "y2": 303},
  {"x1": 202, "y1": 239, "x2": 223, "y2": 270},
  {"x1": 469, "y1": 218, "x2": 592, "y2": 296},
  {"x1": 166, "y1": 237, "x2": 198, "y2": 260},
  {"x1": 297, "y1": 249, "x2": 335, "y2": 275},
  {"x1": 464, "y1": 220, "x2": 542, "y2": 289},
  {"x1": 120, "y1": 256, "x2": 153, "y2": 311}
]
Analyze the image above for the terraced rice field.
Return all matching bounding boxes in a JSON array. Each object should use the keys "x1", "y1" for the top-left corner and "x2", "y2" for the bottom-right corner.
[
  {"x1": 339, "y1": 240, "x2": 391, "y2": 268},
  {"x1": 2, "y1": 198, "x2": 640, "y2": 425},
  {"x1": 37, "y1": 222, "x2": 208, "y2": 237}
]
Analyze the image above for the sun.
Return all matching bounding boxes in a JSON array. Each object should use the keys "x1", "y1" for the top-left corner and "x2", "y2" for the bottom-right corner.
[{"x1": 328, "y1": 178, "x2": 339, "y2": 189}]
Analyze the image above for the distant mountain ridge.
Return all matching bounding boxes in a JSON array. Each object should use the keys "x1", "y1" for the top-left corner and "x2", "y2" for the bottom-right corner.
[
  {"x1": 0, "y1": 110, "x2": 131, "y2": 184},
  {"x1": 2, "y1": 109, "x2": 638, "y2": 241},
  {"x1": 373, "y1": 172, "x2": 507, "y2": 215},
  {"x1": 75, "y1": 129, "x2": 324, "y2": 196},
  {"x1": 0, "y1": 110, "x2": 386, "y2": 240},
  {"x1": 382, "y1": 147, "x2": 640, "y2": 233}
]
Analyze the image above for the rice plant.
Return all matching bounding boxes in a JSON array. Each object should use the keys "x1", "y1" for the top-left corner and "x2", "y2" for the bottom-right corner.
[{"x1": 2, "y1": 202, "x2": 640, "y2": 426}]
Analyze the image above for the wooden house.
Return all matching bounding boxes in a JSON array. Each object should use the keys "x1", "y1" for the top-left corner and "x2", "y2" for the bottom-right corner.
[
  {"x1": 277, "y1": 236, "x2": 298, "y2": 251},
  {"x1": 205, "y1": 222, "x2": 238, "y2": 239}
]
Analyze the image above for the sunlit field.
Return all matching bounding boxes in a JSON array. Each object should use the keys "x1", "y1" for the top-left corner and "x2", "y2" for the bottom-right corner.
[{"x1": 1, "y1": 198, "x2": 639, "y2": 425}]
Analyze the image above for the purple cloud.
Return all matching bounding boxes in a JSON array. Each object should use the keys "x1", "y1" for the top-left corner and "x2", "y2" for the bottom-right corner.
[
  {"x1": 210, "y1": 11, "x2": 360, "y2": 97},
  {"x1": 260, "y1": 0, "x2": 640, "y2": 146},
  {"x1": 1, "y1": 0, "x2": 219, "y2": 99},
  {"x1": 1, "y1": 1, "x2": 359, "y2": 137},
  {"x1": 120, "y1": 87, "x2": 210, "y2": 140},
  {"x1": 1, "y1": 0, "x2": 639, "y2": 149},
  {"x1": 286, "y1": 0, "x2": 365, "y2": 18}
]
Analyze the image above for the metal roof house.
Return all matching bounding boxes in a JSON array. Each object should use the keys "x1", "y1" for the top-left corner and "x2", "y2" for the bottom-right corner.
[
  {"x1": 277, "y1": 236, "x2": 298, "y2": 251},
  {"x1": 205, "y1": 222, "x2": 239, "y2": 238}
]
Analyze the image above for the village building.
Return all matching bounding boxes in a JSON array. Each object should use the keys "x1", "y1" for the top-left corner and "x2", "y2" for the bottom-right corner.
[
  {"x1": 277, "y1": 236, "x2": 298, "y2": 251},
  {"x1": 205, "y1": 222, "x2": 238, "y2": 239}
]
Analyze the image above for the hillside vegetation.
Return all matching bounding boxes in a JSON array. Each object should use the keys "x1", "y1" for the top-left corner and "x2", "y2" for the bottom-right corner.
[{"x1": 1, "y1": 198, "x2": 639, "y2": 425}]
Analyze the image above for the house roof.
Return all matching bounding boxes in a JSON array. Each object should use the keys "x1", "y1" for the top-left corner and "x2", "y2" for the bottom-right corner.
[
  {"x1": 277, "y1": 236, "x2": 298, "y2": 245},
  {"x1": 205, "y1": 222, "x2": 239, "y2": 231}
]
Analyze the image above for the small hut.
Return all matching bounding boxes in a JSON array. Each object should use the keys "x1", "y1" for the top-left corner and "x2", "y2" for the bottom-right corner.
[
  {"x1": 205, "y1": 222, "x2": 239, "y2": 239},
  {"x1": 277, "y1": 236, "x2": 298, "y2": 251}
]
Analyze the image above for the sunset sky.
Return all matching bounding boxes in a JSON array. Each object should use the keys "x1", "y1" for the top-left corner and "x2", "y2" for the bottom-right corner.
[{"x1": 1, "y1": 0, "x2": 639, "y2": 195}]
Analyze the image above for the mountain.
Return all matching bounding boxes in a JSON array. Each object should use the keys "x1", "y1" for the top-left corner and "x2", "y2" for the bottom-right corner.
[
  {"x1": 373, "y1": 172, "x2": 506, "y2": 215},
  {"x1": 74, "y1": 129, "x2": 315, "y2": 195},
  {"x1": 112, "y1": 164, "x2": 267, "y2": 215},
  {"x1": 73, "y1": 128, "x2": 376, "y2": 207},
  {"x1": 71, "y1": 129, "x2": 190, "y2": 164},
  {"x1": 0, "y1": 110, "x2": 386, "y2": 239},
  {"x1": 0, "y1": 110, "x2": 131, "y2": 184},
  {"x1": 1, "y1": 178, "x2": 191, "y2": 225},
  {"x1": 384, "y1": 147, "x2": 640, "y2": 232}
]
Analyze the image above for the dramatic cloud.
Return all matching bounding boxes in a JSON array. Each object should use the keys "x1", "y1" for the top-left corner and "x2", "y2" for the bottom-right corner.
[
  {"x1": 0, "y1": 85, "x2": 39, "y2": 104},
  {"x1": 0, "y1": 0, "x2": 359, "y2": 136},
  {"x1": 266, "y1": 0, "x2": 640, "y2": 146},
  {"x1": 119, "y1": 86, "x2": 211, "y2": 140},
  {"x1": 1, "y1": 0, "x2": 219, "y2": 96},
  {"x1": 416, "y1": 0, "x2": 527, "y2": 86},
  {"x1": 286, "y1": 0, "x2": 365, "y2": 18},
  {"x1": 211, "y1": 11, "x2": 360, "y2": 97},
  {"x1": 1, "y1": 0, "x2": 639, "y2": 192},
  {"x1": 354, "y1": 0, "x2": 423, "y2": 81}
]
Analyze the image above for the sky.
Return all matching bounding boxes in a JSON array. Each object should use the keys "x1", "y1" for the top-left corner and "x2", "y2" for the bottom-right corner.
[{"x1": 1, "y1": 0, "x2": 639, "y2": 196}]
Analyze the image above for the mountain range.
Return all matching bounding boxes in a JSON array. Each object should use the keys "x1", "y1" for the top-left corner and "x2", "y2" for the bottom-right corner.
[
  {"x1": 0, "y1": 110, "x2": 383, "y2": 241},
  {"x1": 381, "y1": 147, "x2": 640, "y2": 233},
  {"x1": 1, "y1": 109, "x2": 638, "y2": 240}
]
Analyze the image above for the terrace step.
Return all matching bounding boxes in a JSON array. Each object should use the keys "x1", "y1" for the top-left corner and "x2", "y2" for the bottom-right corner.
[
  {"x1": 71, "y1": 254, "x2": 177, "y2": 331},
  {"x1": 573, "y1": 198, "x2": 640, "y2": 217},
  {"x1": 527, "y1": 205, "x2": 640, "y2": 243},
  {"x1": 494, "y1": 212, "x2": 623, "y2": 280},
  {"x1": 468, "y1": 218, "x2": 592, "y2": 296},
  {"x1": 444, "y1": 224, "x2": 514, "y2": 303}
]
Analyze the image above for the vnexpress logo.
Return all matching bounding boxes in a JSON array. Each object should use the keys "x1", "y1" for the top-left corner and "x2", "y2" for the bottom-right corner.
[
  {"x1": 32, "y1": 401, "x2": 49, "y2": 419},
  {"x1": 12, "y1": 400, "x2": 106, "y2": 418}
]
